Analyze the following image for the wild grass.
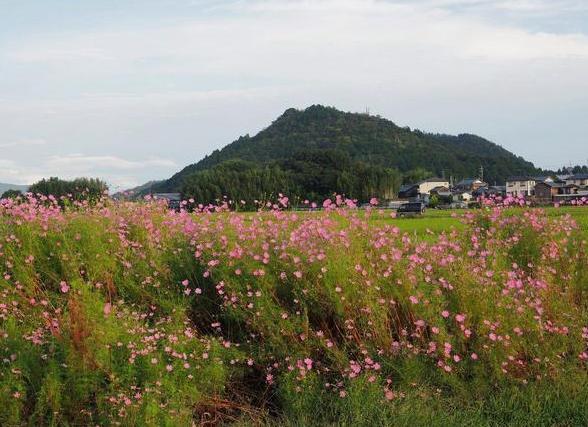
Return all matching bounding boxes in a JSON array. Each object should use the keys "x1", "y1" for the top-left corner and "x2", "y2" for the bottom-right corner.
[{"x1": 1, "y1": 196, "x2": 588, "y2": 426}]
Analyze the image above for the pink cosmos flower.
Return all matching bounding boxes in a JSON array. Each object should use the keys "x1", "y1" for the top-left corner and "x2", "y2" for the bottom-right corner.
[{"x1": 60, "y1": 281, "x2": 70, "y2": 293}]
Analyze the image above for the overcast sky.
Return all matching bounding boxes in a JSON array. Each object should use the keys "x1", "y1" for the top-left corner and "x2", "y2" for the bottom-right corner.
[{"x1": 1, "y1": 0, "x2": 587, "y2": 190}]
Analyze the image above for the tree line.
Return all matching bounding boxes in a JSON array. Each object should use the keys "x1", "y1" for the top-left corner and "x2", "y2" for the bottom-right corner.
[
  {"x1": 180, "y1": 150, "x2": 403, "y2": 207},
  {"x1": 1, "y1": 177, "x2": 108, "y2": 205}
]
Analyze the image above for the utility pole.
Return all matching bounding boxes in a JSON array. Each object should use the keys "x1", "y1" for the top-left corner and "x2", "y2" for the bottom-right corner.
[{"x1": 479, "y1": 165, "x2": 484, "y2": 182}]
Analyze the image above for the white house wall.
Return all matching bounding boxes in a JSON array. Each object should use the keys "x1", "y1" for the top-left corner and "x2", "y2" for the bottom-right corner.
[
  {"x1": 418, "y1": 181, "x2": 450, "y2": 195},
  {"x1": 506, "y1": 180, "x2": 535, "y2": 196}
]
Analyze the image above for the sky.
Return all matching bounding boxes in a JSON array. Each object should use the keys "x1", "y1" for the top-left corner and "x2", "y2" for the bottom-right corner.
[{"x1": 1, "y1": 0, "x2": 587, "y2": 191}]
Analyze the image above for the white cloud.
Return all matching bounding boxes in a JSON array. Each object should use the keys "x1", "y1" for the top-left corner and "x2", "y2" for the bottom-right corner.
[
  {"x1": 9, "y1": 48, "x2": 113, "y2": 63},
  {"x1": 0, "y1": 160, "x2": 41, "y2": 185},
  {"x1": 0, "y1": 155, "x2": 177, "y2": 187},
  {"x1": 6, "y1": 0, "x2": 588, "y2": 69},
  {"x1": 490, "y1": 0, "x2": 588, "y2": 13},
  {"x1": 46, "y1": 154, "x2": 177, "y2": 170},
  {"x1": 0, "y1": 0, "x2": 586, "y2": 178},
  {"x1": 0, "y1": 138, "x2": 47, "y2": 149}
]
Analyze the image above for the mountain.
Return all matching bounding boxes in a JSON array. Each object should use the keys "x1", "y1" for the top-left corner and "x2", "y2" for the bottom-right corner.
[
  {"x1": 146, "y1": 105, "x2": 540, "y2": 199},
  {"x1": 0, "y1": 183, "x2": 29, "y2": 195}
]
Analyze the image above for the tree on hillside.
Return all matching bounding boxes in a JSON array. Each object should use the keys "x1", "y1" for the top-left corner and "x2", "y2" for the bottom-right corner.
[
  {"x1": 180, "y1": 152, "x2": 403, "y2": 208},
  {"x1": 29, "y1": 177, "x2": 108, "y2": 204},
  {"x1": 181, "y1": 160, "x2": 293, "y2": 209},
  {"x1": 1, "y1": 189, "x2": 22, "y2": 199},
  {"x1": 402, "y1": 167, "x2": 434, "y2": 184},
  {"x1": 556, "y1": 165, "x2": 588, "y2": 175}
]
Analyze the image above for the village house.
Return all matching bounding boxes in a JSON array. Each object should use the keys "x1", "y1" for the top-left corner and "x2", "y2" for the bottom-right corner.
[
  {"x1": 534, "y1": 176, "x2": 555, "y2": 184},
  {"x1": 534, "y1": 182, "x2": 565, "y2": 203},
  {"x1": 454, "y1": 178, "x2": 487, "y2": 192},
  {"x1": 429, "y1": 185, "x2": 450, "y2": 195},
  {"x1": 153, "y1": 193, "x2": 182, "y2": 210},
  {"x1": 506, "y1": 176, "x2": 536, "y2": 196},
  {"x1": 533, "y1": 181, "x2": 583, "y2": 204},
  {"x1": 398, "y1": 178, "x2": 450, "y2": 200},
  {"x1": 416, "y1": 178, "x2": 450, "y2": 195},
  {"x1": 398, "y1": 184, "x2": 419, "y2": 199},
  {"x1": 452, "y1": 190, "x2": 473, "y2": 203},
  {"x1": 429, "y1": 186, "x2": 453, "y2": 204},
  {"x1": 505, "y1": 176, "x2": 554, "y2": 197},
  {"x1": 473, "y1": 185, "x2": 506, "y2": 198},
  {"x1": 566, "y1": 174, "x2": 588, "y2": 187}
]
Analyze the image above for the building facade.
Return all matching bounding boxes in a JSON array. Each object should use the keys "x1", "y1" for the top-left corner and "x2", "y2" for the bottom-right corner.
[
  {"x1": 566, "y1": 174, "x2": 588, "y2": 187},
  {"x1": 506, "y1": 177, "x2": 536, "y2": 196},
  {"x1": 417, "y1": 178, "x2": 450, "y2": 195}
]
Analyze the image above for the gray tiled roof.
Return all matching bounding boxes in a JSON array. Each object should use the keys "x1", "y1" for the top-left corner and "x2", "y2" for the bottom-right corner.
[{"x1": 569, "y1": 174, "x2": 588, "y2": 180}]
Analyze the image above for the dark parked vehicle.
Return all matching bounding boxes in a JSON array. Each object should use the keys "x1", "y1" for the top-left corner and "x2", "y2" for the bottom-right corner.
[{"x1": 396, "y1": 202, "x2": 425, "y2": 216}]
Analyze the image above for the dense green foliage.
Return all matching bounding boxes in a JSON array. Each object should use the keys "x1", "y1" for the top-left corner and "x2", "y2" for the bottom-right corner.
[
  {"x1": 0, "y1": 189, "x2": 22, "y2": 199},
  {"x1": 151, "y1": 105, "x2": 540, "y2": 198},
  {"x1": 180, "y1": 151, "x2": 402, "y2": 205},
  {"x1": 29, "y1": 177, "x2": 108, "y2": 204},
  {"x1": 181, "y1": 160, "x2": 293, "y2": 207},
  {"x1": 556, "y1": 165, "x2": 588, "y2": 175}
]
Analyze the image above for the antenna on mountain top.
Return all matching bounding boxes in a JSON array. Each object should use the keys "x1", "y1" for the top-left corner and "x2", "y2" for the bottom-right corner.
[{"x1": 365, "y1": 107, "x2": 370, "y2": 116}]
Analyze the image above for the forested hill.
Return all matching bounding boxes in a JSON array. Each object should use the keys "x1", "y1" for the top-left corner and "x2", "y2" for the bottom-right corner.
[{"x1": 147, "y1": 105, "x2": 540, "y2": 199}]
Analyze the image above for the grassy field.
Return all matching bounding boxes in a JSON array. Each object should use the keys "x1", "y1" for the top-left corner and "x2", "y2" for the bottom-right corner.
[
  {"x1": 371, "y1": 209, "x2": 464, "y2": 237},
  {"x1": 374, "y1": 206, "x2": 588, "y2": 238},
  {"x1": 1, "y1": 197, "x2": 588, "y2": 426}
]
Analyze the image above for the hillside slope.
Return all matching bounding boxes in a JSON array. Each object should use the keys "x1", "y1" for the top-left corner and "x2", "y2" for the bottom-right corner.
[
  {"x1": 0, "y1": 183, "x2": 29, "y2": 194},
  {"x1": 150, "y1": 105, "x2": 539, "y2": 194}
]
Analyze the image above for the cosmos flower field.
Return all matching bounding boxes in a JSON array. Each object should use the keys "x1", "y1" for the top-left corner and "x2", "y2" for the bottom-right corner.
[{"x1": 1, "y1": 195, "x2": 588, "y2": 426}]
